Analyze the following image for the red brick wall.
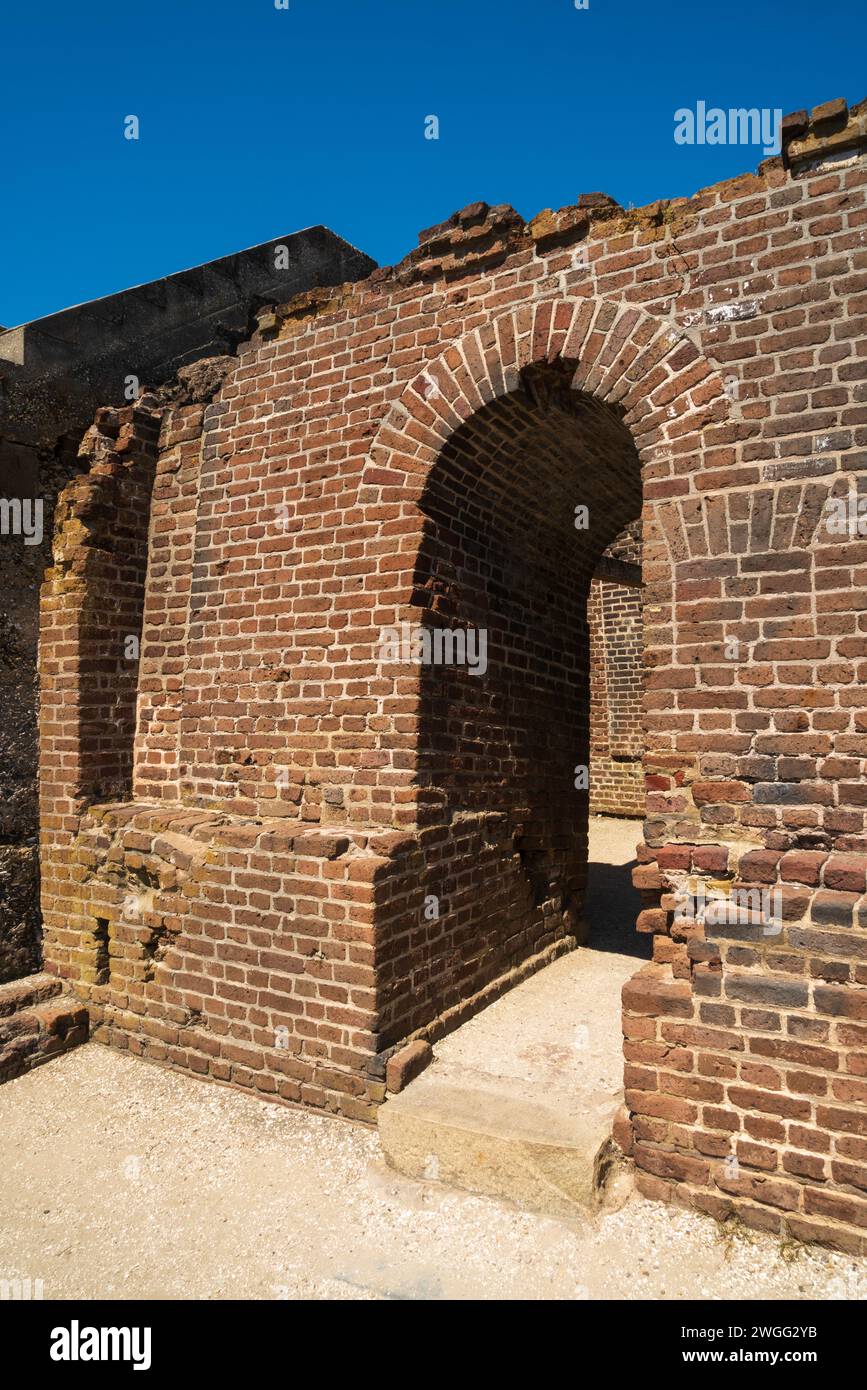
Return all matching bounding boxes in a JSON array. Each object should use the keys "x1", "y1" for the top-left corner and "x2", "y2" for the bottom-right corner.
[
  {"x1": 40, "y1": 404, "x2": 158, "y2": 988},
  {"x1": 39, "y1": 99, "x2": 867, "y2": 1248},
  {"x1": 589, "y1": 521, "x2": 644, "y2": 816}
]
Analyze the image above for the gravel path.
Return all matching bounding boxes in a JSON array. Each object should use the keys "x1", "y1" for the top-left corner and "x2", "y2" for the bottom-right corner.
[{"x1": 1, "y1": 1045, "x2": 865, "y2": 1301}]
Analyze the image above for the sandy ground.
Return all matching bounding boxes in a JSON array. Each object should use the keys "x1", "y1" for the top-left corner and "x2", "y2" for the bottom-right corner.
[
  {"x1": 404, "y1": 817, "x2": 654, "y2": 1162},
  {"x1": 0, "y1": 817, "x2": 864, "y2": 1301},
  {"x1": 433, "y1": 816, "x2": 650, "y2": 1103},
  {"x1": 0, "y1": 1045, "x2": 865, "y2": 1301}
]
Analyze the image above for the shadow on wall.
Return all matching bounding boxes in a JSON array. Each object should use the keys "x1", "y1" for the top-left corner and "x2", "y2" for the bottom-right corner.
[
  {"x1": 404, "y1": 365, "x2": 645, "y2": 1027},
  {"x1": 585, "y1": 857, "x2": 651, "y2": 960}
]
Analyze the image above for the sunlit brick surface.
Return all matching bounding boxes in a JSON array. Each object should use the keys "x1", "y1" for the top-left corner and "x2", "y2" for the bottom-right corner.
[{"x1": 38, "y1": 99, "x2": 867, "y2": 1250}]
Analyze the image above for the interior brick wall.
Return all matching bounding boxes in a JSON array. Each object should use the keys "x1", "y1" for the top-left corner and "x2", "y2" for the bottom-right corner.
[
  {"x1": 38, "y1": 98, "x2": 867, "y2": 1250},
  {"x1": 589, "y1": 521, "x2": 645, "y2": 817}
]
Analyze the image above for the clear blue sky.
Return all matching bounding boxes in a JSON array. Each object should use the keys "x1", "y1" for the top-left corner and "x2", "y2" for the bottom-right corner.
[{"x1": 3, "y1": 0, "x2": 864, "y2": 327}]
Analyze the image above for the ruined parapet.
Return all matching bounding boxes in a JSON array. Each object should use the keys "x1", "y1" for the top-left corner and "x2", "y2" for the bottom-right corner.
[{"x1": 782, "y1": 96, "x2": 867, "y2": 175}]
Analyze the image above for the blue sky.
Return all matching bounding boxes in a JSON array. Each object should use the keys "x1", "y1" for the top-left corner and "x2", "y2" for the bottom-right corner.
[{"x1": 3, "y1": 0, "x2": 864, "y2": 327}]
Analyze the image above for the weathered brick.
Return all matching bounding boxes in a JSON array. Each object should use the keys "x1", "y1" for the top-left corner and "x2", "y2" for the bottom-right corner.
[
  {"x1": 385, "y1": 1039, "x2": 433, "y2": 1093},
  {"x1": 20, "y1": 120, "x2": 867, "y2": 1258}
]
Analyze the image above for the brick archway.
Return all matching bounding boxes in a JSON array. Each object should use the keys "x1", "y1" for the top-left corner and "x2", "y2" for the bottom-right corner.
[
  {"x1": 33, "y1": 120, "x2": 867, "y2": 1247},
  {"x1": 360, "y1": 295, "x2": 738, "y2": 799},
  {"x1": 358, "y1": 295, "x2": 867, "y2": 1247},
  {"x1": 362, "y1": 295, "x2": 736, "y2": 510},
  {"x1": 360, "y1": 296, "x2": 739, "y2": 1050}
]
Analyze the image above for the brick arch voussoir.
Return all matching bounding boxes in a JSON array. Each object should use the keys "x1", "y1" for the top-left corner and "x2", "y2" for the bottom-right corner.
[
  {"x1": 361, "y1": 296, "x2": 737, "y2": 509},
  {"x1": 649, "y1": 474, "x2": 840, "y2": 581}
]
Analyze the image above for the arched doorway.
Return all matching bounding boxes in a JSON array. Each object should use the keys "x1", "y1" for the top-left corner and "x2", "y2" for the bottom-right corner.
[
  {"x1": 367, "y1": 296, "x2": 734, "y2": 1209},
  {"x1": 364, "y1": 294, "x2": 735, "y2": 1065},
  {"x1": 399, "y1": 362, "x2": 644, "y2": 1035}
]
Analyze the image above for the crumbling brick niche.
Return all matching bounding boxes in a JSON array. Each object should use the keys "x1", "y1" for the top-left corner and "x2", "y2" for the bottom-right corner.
[{"x1": 38, "y1": 95, "x2": 867, "y2": 1253}]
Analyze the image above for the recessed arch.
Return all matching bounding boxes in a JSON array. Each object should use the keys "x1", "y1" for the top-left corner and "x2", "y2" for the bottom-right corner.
[{"x1": 363, "y1": 295, "x2": 738, "y2": 1045}]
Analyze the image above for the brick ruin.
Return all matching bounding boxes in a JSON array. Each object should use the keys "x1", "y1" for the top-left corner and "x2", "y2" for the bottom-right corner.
[
  {"x1": 4, "y1": 95, "x2": 867, "y2": 1253},
  {"x1": 0, "y1": 227, "x2": 375, "y2": 987}
]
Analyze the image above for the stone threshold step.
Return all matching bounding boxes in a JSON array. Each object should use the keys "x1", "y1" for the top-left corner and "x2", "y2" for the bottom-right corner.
[{"x1": 378, "y1": 1066, "x2": 626, "y2": 1220}]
